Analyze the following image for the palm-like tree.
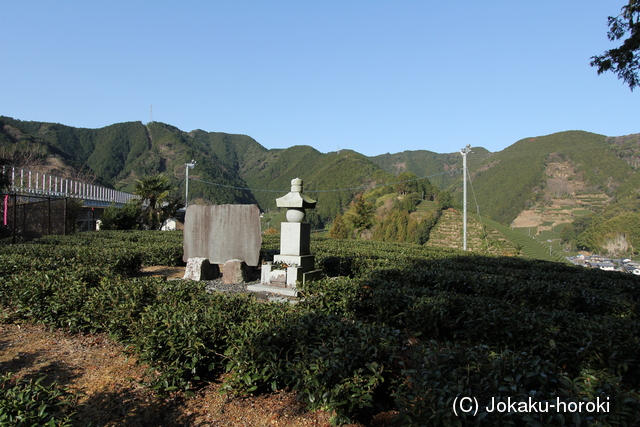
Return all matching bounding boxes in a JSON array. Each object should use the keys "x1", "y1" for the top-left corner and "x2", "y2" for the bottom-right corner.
[{"x1": 134, "y1": 174, "x2": 183, "y2": 229}]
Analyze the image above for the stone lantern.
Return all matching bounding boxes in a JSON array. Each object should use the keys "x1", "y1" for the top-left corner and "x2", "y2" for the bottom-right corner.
[{"x1": 253, "y1": 178, "x2": 321, "y2": 295}]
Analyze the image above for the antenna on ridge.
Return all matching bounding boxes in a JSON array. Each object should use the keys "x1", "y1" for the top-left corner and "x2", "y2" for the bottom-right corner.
[{"x1": 150, "y1": 105, "x2": 153, "y2": 123}]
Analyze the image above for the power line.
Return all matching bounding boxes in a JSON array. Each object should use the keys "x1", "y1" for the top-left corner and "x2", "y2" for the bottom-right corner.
[
  {"x1": 189, "y1": 178, "x2": 286, "y2": 193},
  {"x1": 189, "y1": 169, "x2": 460, "y2": 194},
  {"x1": 467, "y1": 171, "x2": 491, "y2": 252}
]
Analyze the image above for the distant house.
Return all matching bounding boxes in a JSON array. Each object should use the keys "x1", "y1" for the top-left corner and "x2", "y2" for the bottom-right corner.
[
  {"x1": 591, "y1": 262, "x2": 616, "y2": 271},
  {"x1": 566, "y1": 254, "x2": 640, "y2": 274},
  {"x1": 161, "y1": 217, "x2": 183, "y2": 231},
  {"x1": 566, "y1": 255, "x2": 586, "y2": 265}
]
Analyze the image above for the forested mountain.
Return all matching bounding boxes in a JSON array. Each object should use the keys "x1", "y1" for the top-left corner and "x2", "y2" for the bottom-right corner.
[
  {"x1": 0, "y1": 117, "x2": 394, "y2": 225},
  {"x1": 370, "y1": 146, "x2": 491, "y2": 189},
  {"x1": 0, "y1": 117, "x2": 260, "y2": 205},
  {"x1": 372, "y1": 131, "x2": 640, "y2": 256},
  {"x1": 3, "y1": 115, "x2": 640, "y2": 255}
]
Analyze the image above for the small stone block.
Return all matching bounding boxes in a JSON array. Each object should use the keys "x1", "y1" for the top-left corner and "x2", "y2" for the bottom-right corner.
[
  {"x1": 261, "y1": 263, "x2": 272, "y2": 284},
  {"x1": 286, "y1": 266, "x2": 304, "y2": 287},
  {"x1": 269, "y1": 269, "x2": 287, "y2": 287},
  {"x1": 303, "y1": 270, "x2": 322, "y2": 284},
  {"x1": 273, "y1": 254, "x2": 315, "y2": 271},
  {"x1": 223, "y1": 259, "x2": 249, "y2": 284},
  {"x1": 183, "y1": 257, "x2": 219, "y2": 281}
]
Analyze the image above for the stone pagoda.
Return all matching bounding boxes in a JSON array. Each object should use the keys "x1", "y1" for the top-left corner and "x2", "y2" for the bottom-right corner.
[{"x1": 249, "y1": 178, "x2": 321, "y2": 296}]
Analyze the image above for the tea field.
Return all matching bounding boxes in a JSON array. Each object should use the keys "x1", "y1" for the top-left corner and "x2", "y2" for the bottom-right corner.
[{"x1": 1, "y1": 231, "x2": 639, "y2": 426}]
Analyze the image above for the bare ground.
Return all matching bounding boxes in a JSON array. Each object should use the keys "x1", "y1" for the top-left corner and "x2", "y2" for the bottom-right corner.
[
  {"x1": 1, "y1": 323, "x2": 399, "y2": 426},
  {"x1": 1, "y1": 267, "x2": 397, "y2": 426}
]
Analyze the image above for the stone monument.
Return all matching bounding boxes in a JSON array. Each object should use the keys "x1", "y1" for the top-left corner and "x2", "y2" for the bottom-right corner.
[
  {"x1": 183, "y1": 204, "x2": 262, "y2": 266},
  {"x1": 182, "y1": 204, "x2": 261, "y2": 282},
  {"x1": 248, "y1": 178, "x2": 321, "y2": 296}
]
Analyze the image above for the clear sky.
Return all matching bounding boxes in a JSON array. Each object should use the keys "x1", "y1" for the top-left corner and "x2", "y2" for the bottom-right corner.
[{"x1": 2, "y1": 1, "x2": 637, "y2": 156}]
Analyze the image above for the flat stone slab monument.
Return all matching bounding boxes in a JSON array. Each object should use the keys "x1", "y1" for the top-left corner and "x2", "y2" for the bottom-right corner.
[
  {"x1": 248, "y1": 178, "x2": 321, "y2": 296},
  {"x1": 183, "y1": 204, "x2": 262, "y2": 274}
]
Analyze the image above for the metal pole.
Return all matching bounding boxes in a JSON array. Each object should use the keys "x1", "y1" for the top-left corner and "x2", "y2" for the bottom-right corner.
[
  {"x1": 185, "y1": 164, "x2": 189, "y2": 208},
  {"x1": 185, "y1": 160, "x2": 196, "y2": 208},
  {"x1": 12, "y1": 195, "x2": 17, "y2": 244},
  {"x1": 63, "y1": 198, "x2": 67, "y2": 236},
  {"x1": 460, "y1": 145, "x2": 472, "y2": 251},
  {"x1": 48, "y1": 196, "x2": 51, "y2": 235}
]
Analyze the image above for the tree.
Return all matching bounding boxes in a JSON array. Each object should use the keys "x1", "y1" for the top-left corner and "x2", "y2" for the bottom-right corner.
[
  {"x1": 343, "y1": 195, "x2": 375, "y2": 230},
  {"x1": 591, "y1": 0, "x2": 640, "y2": 90},
  {"x1": 395, "y1": 172, "x2": 420, "y2": 195},
  {"x1": 436, "y1": 190, "x2": 453, "y2": 209},
  {"x1": 133, "y1": 174, "x2": 183, "y2": 230},
  {"x1": 100, "y1": 200, "x2": 141, "y2": 230},
  {"x1": 329, "y1": 214, "x2": 349, "y2": 239}
]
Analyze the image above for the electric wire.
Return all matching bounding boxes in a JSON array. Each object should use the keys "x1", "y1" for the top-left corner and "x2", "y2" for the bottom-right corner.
[
  {"x1": 467, "y1": 171, "x2": 491, "y2": 252},
  {"x1": 189, "y1": 169, "x2": 460, "y2": 194}
]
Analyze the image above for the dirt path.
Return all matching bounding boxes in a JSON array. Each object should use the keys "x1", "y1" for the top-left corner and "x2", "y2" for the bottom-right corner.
[{"x1": 1, "y1": 323, "x2": 381, "y2": 426}]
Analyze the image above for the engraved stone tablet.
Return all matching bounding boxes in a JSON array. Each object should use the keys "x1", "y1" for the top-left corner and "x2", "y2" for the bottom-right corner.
[{"x1": 183, "y1": 204, "x2": 262, "y2": 266}]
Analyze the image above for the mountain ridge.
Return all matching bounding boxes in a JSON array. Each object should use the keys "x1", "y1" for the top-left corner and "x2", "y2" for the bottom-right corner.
[{"x1": 3, "y1": 115, "x2": 640, "y2": 255}]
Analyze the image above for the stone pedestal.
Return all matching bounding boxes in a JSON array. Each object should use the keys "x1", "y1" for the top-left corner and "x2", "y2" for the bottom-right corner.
[
  {"x1": 223, "y1": 259, "x2": 250, "y2": 284},
  {"x1": 183, "y1": 257, "x2": 220, "y2": 281}
]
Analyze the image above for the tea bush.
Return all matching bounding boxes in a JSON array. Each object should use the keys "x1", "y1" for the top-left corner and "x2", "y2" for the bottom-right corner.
[
  {"x1": 130, "y1": 281, "x2": 257, "y2": 391},
  {"x1": 1, "y1": 231, "x2": 640, "y2": 425},
  {"x1": 0, "y1": 373, "x2": 78, "y2": 426},
  {"x1": 392, "y1": 342, "x2": 639, "y2": 426},
  {"x1": 224, "y1": 310, "x2": 401, "y2": 424}
]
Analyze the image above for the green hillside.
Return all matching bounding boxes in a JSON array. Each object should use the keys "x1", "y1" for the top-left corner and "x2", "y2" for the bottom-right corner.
[
  {"x1": 240, "y1": 147, "x2": 395, "y2": 224},
  {"x1": 0, "y1": 117, "x2": 260, "y2": 205},
  {"x1": 3, "y1": 116, "x2": 640, "y2": 257},
  {"x1": 372, "y1": 131, "x2": 638, "y2": 226},
  {"x1": 0, "y1": 117, "x2": 394, "y2": 224},
  {"x1": 370, "y1": 146, "x2": 491, "y2": 189},
  {"x1": 468, "y1": 131, "x2": 631, "y2": 223}
]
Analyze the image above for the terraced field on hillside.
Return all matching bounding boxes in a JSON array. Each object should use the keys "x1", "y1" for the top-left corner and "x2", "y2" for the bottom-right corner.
[
  {"x1": 425, "y1": 208, "x2": 520, "y2": 256},
  {"x1": 509, "y1": 191, "x2": 610, "y2": 258}
]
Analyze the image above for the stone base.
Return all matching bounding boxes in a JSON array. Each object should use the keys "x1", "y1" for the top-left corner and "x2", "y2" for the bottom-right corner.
[
  {"x1": 302, "y1": 270, "x2": 322, "y2": 283},
  {"x1": 222, "y1": 259, "x2": 250, "y2": 284},
  {"x1": 183, "y1": 257, "x2": 219, "y2": 281},
  {"x1": 260, "y1": 260, "x2": 322, "y2": 294},
  {"x1": 246, "y1": 284, "x2": 298, "y2": 297}
]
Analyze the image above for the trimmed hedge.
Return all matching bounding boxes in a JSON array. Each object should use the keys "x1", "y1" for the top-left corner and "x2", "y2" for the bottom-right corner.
[
  {"x1": 0, "y1": 373, "x2": 78, "y2": 426},
  {"x1": 1, "y1": 232, "x2": 639, "y2": 425}
]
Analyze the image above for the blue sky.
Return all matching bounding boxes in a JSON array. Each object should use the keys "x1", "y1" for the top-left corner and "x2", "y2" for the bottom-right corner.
[{"x1": 2, "y1": 1, "x2": 637, "y2": 156}]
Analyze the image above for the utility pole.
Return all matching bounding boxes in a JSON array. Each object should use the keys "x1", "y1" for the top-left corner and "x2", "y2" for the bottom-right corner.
[
  {"x1": 185, "y1": 160, "x2": 196, "y2": 208},
  {"x1": 460, "y1": 145, "x2": 472, "y2": 251}
]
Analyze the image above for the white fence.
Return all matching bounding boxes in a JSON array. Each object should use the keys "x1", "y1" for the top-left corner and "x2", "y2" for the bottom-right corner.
[{"x1": 2, "y1": 165, "x2": 135, "y2": 205}]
